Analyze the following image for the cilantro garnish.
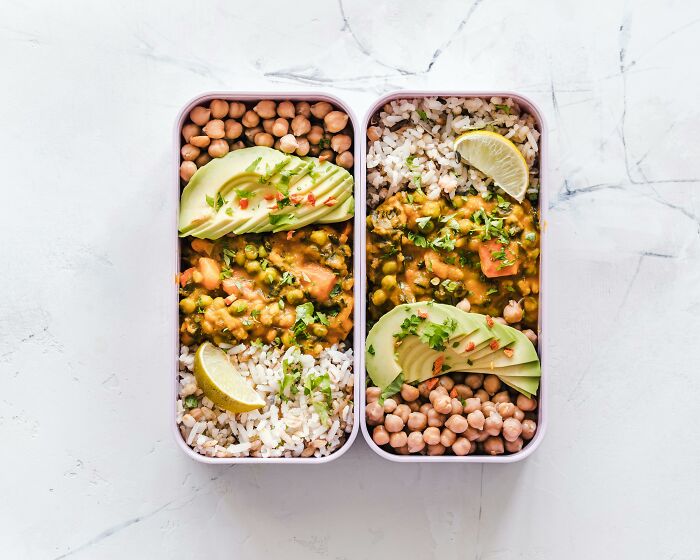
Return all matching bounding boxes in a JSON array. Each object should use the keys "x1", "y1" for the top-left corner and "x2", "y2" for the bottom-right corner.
[
  {"x1": 395, "y1": 314, "x2": 424, "y2": 341},
  {"x1": 416, "y1": 216, "x2": 432, "y2": 229},
  {"x1": 417, "y1": 109, "x2": 428, "y2": 120},
  {"x1": 184, "y1": 395, "x2": 199, "y2": 408},
  {"x1": 205, "y1": 192, "x2": 227, "y2": 212},
  {"x1": 493, "y1": 103, "x2": 511, "y2": 114},
  {"x1": 367, "y1": 345, "x2": 375, "y2": 356},
  {"x1": 420, "y1": 318, "x2": 457, "y2": 351},
  {"x1": 379, "y1": 373, "x2": 404, "y2": 405},
  {"x1": 269, "y1": 213, "x2": 295, "y2": 228}
]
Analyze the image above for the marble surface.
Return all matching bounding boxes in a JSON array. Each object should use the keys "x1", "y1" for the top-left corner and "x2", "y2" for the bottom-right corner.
[{"x1": 2, "y1": 0, "x2": 700, "y2": 558}]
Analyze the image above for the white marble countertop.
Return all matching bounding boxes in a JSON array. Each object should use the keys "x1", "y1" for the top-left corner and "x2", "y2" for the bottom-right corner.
[{"x1": 3, "y1": 0, "x2": 700, "y2": 558}]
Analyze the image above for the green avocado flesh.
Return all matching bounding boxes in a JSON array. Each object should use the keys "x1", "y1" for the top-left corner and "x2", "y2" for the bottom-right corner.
[
  {"x1": 178, "y1": 147, "x2": 354, "y2": 239},
  {"x1": 365, "y1": 302, "x2": 541, "y2": 396}
]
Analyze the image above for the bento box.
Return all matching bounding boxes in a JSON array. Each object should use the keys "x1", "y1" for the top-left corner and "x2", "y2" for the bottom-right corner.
[
  {"x1": 359, "y1": 91, "x2": 547, "y2": 463},
  {"x1": 173, "y1": 92, "x2": 362, "y2": 463}
]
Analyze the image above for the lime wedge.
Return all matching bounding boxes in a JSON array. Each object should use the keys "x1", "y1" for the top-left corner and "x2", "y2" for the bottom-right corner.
[
  {"x1": 193, "y1": 342, "x2": 265, "y2": 413},
  {"x1": 454, "y1": 130, "x2": 529, "y2": 202}
]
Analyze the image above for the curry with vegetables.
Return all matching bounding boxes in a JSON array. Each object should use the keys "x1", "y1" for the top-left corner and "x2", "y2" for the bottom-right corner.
[
  {"x1": 179, "y1": 222, "x2": 353, "y2": 354},
  {"x1": 366, "y1": 190, "x2": 539, "y2": 327}
]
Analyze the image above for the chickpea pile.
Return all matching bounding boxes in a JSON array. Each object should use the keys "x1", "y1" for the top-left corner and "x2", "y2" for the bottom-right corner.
[
  {"x1": 180, "y1": 98, "x2": 354, "y2": 182},
  {"x1": 366, "y1": 373, "x2": 538, "y2": 456}
]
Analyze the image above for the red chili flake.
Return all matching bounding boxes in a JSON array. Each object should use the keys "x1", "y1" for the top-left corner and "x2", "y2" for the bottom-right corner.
[
  {"x1": 449, "y1": 387, "x2": 458, "y2": 398},
  {"x1": 286, "y1": 230, "x2": 295, "y2": 240},
  {"x1": 290, "y1": 194, "x2": 302, "y2": 205},
  {"x1": 307, "y1": 193, "x2": 316, "y2": 206},
  {"x1": 276, "y1": 191, "x2": 285, "y2": 200},
  {"x1": 503, "y1": 348, "x2": 514, "y2": 358},
  {"x1": 432, "y1": 356, "x2": 445, "y2": 376},
  {"x1": 489, "y1": 340, "x2": 499, "y2": 350},
  {"x1": 324, "y1": 197, "x2": 337, "y2": 207},
  {"x1": 263, "y1": 193, "x2": 275, "y2": 201},
  {"x1": 425, "y1": 378, "x2": 439, "y2": 391},
  {"x1": 465, "y1": 341, "x2": 476, "y2": 352},
  {"x1": 486, "y1": 315, "x2": 494, "y2": 328},
  {"x1": 239, "y1": 198, "x2": 248, "y2": 209},
  {"x1": 417, "y1": 309, "x2": 428, "y2": 319}
]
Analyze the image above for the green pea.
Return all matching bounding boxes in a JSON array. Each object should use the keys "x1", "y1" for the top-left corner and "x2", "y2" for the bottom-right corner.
[
  {"x1": 371, "y1": 289, "x2": 387, "y2": 306},
  {"x1": 265, "y1": 268, "x2": 280, "y2": 284},
  {"x1": 285, "y1": 289, "x2": 304, "y2": 304},
  {"x1": 381, "y1": 261, "x2": 398, "y2": 274},
  {"x1": 179, "y1": 298, "x2": 196, "y2": 314},
  {"x1": 381, "y1": 275, "x2": 397, "y2": 291},
  {"x1": 452, "y1": 196, "x2": 465, "y2": 208},
  {"x1": 235, "y1": 250, "x2": 247, "y2": 266},
  {"x1": 281, "y1": 331, "x2": 295, "y2": 346},
  {"x1": 245, "y1": 260, "x2": 261, "y2": 274},
  {"x1": 258, "y1": 246, "x2": 268, "y2": 258},
  {"x1": 244, "y1": 245, "x2": 258, "y2": 260},
  {"x1": 312, "y1": 324, "x2": 328, "y2": 337},
  {"x1": 199, "y1": 294, "x2": 213, "y2": 307},
  {"x1": 310, "y1": 230, "x2": 328, "y2": 246},
  {"x1": 422, "y1": 201, "x2": 441, "y2": 218}
]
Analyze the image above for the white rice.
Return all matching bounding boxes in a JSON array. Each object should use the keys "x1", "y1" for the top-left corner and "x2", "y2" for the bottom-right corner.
[
  {"x1": 176, "y1": 342, "x2": 354, "y2": 459},
  {"x1": 366, "y1": 96, "x2": 541, "y2": 207}
]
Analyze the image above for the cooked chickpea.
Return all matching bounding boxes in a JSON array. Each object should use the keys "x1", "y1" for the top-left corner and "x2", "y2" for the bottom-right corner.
[
  {"x1": 407, "y1": 412, "x2": 428, "y2": 431},
  {"x1": 451, "y1": 372, "x2": 465, "y2": 384},
  {"x1": 521, "y1": 419, "x2": 537, "y2": 440},
  {"x1": 497, "y1": 402, "x2": 516, "y2": 418},
  {"x1": 277, "y1": 100, "x2": 295, "y2": 119},
  {"x1": 224, "y1": 119, "x2": 243, "y2": 140},
  {"x1": 331, "y1": 134, "x2": 352, "y2": 153},
  {"x1": 467, "y1": 409, "x2": 485, "y2": 430},
  {"x1": 261, "y1": 118, "x2": 274, "y2": 134},
  {"x1": 228, "y1": 102, "x2": 246, "y2": 119},
  {"x1": 180, "y1": 161, "x2": 197, "y2": 181},
  {"x1": 382, "y1": 398, "x2": 397, "y2": 413},
  {"x1": 366, "y1": 386, "x2": 381, "y2": 403},
  {"x1": 189, "y1": 106, "x2": 210, "y2": 126},
  {"x1": 291, "y1": 115, "x2": 311, "y2": 136},
  {"x1": 437, "y1": 377, "x2": 453, "y2": 392},
  {"x1": 427, "y1": 408, "x2": 446, "y2": 427},
  {"x1": 483, "y1": 375, "x2": 501, "y2": 395},
  {"x1": 427, "y1": 443, "x2": 446, "y2": 456},
  {"x1": 271, "y1": 118, "x2": 289, "y2": 137},
  {"x1": 394, "y1": 404, "x2": 411, "y2": 424},
  {"x1": 244, "y1": 126, "x2": 263, "y2": 143},
  {"x1": 380, "y1": 274, "x2": 397, "y2": 291},
  {"x1": 463, "y1": 397, "x2": 481, "y2": 414},
  {"x1": 335, "y1": 151, "x2": 353, "y2": 168},
  {"x1": 516, "y1": 395, "x2": 537, "y2": 411},
  {"x1": 253, "y1": 100, "x2": 276, "y2": 119},
  {"x1": 453, "y1": 384, "x2": 473, "y2": 399},
  {"x1": 407, "y1": 431, "x2": 425, "y2": 453},
  {"x1": 279, "y1": 134, "x2": 298, "y2": 153},
  {"x1": 384, "y1": 413, "x2": 404, "y2": 433},
  {"x1": 367, "y1": 126, "x2": 381, "y2": 142},
  {"x1": 465, "y1": 427, "x2": 481, "y2": 441},
  {"x1": 422, "y1": 426, "x2": 441, "y2": 445},
  {"x1": 475, "y1": 389, "x2": 490, "y2": 403},
  {"x1": 505, "y1": 437, "x2": 524, "y2": 453},
  {"x1": 483, "y1": 436, "x2": 505, "y2": 455},
  {"x1": 440, "y1": 428, "x2": 457, "y2": 447},
  {"x1": 432, "y1": 394, "x2": 452, "y2": 415},
  {"x1": 503, "y1": 300, "x2": 524, "y2": 323},
  {"x1": 209, "y1": 99, "x2": 229, "y2": 119},
  {"x1": 254, "y1": 132, "x2": 274, "y2": 148},
  {"x1": 242, "y1": 110, "x2": 260, "y2": 128},
  {"x1": 493, "y1": 317, "x2": 508, "y2": 325},
  {"x1": 456, "y1": 298, "x2": 471, "y2": 312},
  {"x1": 181, "y1": 144, "x2": 200, "y2": 161},
  {"x1": 372, "y1": 425, "x2": 390, "y2": 446},
  {"x1": 365, "y1": 401, "x2": 384, "y2": 425},
  {"x1": 400, "y1": 384, "x2": 419, "y2": 402},
  {"x1": 419, "y1": 402, "x2": 432, "y2": 415},
  {"x1": 513, "y1": 407, "x2": 525, "y2": 421},
  {"x1": 481, "y1": 401, "x2": 497, "y2": 417},
  {"x1": 182, "y1": 123, "x2": 201, "y2": 142},
  {"x1": 190, "y1": 135, "x2": 211, "y2": 148},
  {"x1": 484, "y1": 413, "x2": 503, "y2": 436},
  {"x1": 389, "y1": 431, "x2": 408, "y2": 448},
  {"x1": 324, "y1": 111, "x2": 349, "y2": 133},
  {"x1": 307, "y1": 126, "x2": 324, "y2": 145},
  {"x1": 295, "y1": 137, "x2": 310, "y2": 156},
  {"x1": 295, "y1": 101, "x2": 311, "y2": 117},
  {"x1": 407, "y1": 401, "x2": 420, "y2": 412},
  {"x1": 445, "y1": 414, "x2": 468, "y2": 434},
  {"x1": 523, "y1": 329, "x2": 538, "y2": 344},
  {"x1": 417, "y1": 381, "x2": 433, "y2": 400},
  {"x1": 195, "y1": 153, "x2": 211, "y2": 167},
  {"x1": 452, "y1": 437, "x2": 471, "y2": 456},
  {"x1": 492, "y1": 390, "x2": 510, "y2": 404},
  {"x1": 208, "y1": 139, "x2": 229, "y2": 158},
  {"x1": 310, "y1": 101, "x2": 333, "y2": 119},
  {"x1": 450, "y1": 398, "x2": 463, "y2": 415},
  {"x1": 465, "y1": 373, "x2": 484, "y2": 390},
  {"x1": 231, "y1": 140, "x2": 245, "y2": 151},
  {"x1": 502, "y1": 418, "x2": 522, "y2": 442},
  {"x1": 203, "y1": 119, "x2": 225, "y2": 139}
]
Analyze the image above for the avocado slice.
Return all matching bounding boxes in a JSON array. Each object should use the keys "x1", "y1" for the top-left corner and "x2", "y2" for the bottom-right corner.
[
  {"x1": 499, "y1": 375, "x2": 540, "y2": 398},
  {"x1": 467, "y1": 327, "x2": 538, "y2": 369},
  {"x1": 317, "y1": 195, "x2": 355, "y2": 223}
]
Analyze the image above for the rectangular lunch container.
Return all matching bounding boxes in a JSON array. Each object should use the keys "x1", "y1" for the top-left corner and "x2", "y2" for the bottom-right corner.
[
  {"x1": 358, "y1": 91, "x2": 548, "y2": 463},
  {"x1": 172, "y1": 91, "x2": 362, "y2": 464}
]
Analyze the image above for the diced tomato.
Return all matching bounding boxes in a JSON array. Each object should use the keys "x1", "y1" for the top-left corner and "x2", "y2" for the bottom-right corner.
[
  {"x1": 179, "y1": 267, "x2": 194, "y2": 287},
  {"x1": 290, "y1": 194, "x2": 303, "y2": 205},
  {"x1": 324, "y1": 197, "x2": 336, "y2": 207},
  {"x1": 263, "y1": 193, "x2": 275, "y2": 201},
  {"x1": 478, "y1": 238, "x2": 521, "y2": 278},
  {"x1": 239, "y1": 198, "x2": 249, "y2": 209},
  {"x1": 425, "y1": 378, "x2": 439, "y2": 391},
  {"x1": 417, "y1": 309, "x2": 428, "y2": 319},
  {"x1": 489, "y1": 340, "x2": 499, "y2": 350},
  {"x1": 222, "y1": 278, "x2": 239, "y2": 295},
  {"x1": 486, "y1": 315, "x2": 494, "y2": 328},
  {"x1": 503, "y1": 348, "x2": 514, "y2": 358},
  {"x1": 465, "y1": 341, "x2": 476, "y2": 352},
  {"x1": 286, "y1": 230, "x2": 295, "y2": 240},
  {"x1": 224, "y1": 294, "x2": 237, "y2": 305}
]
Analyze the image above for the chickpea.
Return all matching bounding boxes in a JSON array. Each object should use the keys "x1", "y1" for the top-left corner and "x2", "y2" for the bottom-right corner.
[
  {"x1": 203, "y1": 119, "x2": 225, "y2": 139},
  {"x1": 252, "y1": 100, "x2": 276, "y2": 119},
  {"x1": 445, "y1": 414, "x2": 468, "y2": 434},
  {"x1": 244, "y1": 125, "x2": 263, "y2": 143},
  {"x1": 465, "y1": 373, "x2": 484, "y2": 390},
  {"x1": 260, "y1": 118, "x2": 274, "y2": 134},
  {"x1": 384, "y1": 413, "x2": 405, "y2": 433},
  {"x1": 389, "y1": 431, "x2": 408, "y2": 448},
  {"x1": 228, "y1": 102, "x2": 246, "y2": 119},
  {"x1": 279, "y1": 134, "x2": 298, "y2": 153},
  {"x1": 423, "y1": 426, "x2": 441, "y2": 445},
  {"x1": 452, "y1": 437, "x2": 471, "y2": 456},
  {"x1": 309, "y1": 144, "x2": 321, "y2": 156},
  {"x1": 310, "y1": 101, "x2": 333, "y2": 119},
  {"x1": 209, "y1": 99, "x2": 229, "y2": 119},
  {"x1": 419, "y1": 402, "x2": 432, "y2": 415},
  {"x1": 231, "y1": 140, "x2": 246, "y2": 151},
  {"x1": 483, "y1": 375, "x2": 501, "y2": 395},
  {"x1": 254, "y1": 132, "x2": 274, "y2": 148},
  {"x1": 366, "y1": 386, "x2": 381, "y2": 403},
  {"x1": 190, "y1": 135, "x2": 211, "y2": 148},
  {"x1": 427, "y1": 408, "x2": 446, "y2": 427},
  {"x1": 394, "y1": 404, "x2": 410, "y2": 424},
  {"x1": 453, "y1": 384, "x2": 473, "y2": 399},
  {"x1": 475, "y1": 389, "x2": 490, "y2": 403},
  {"x1": 465, "y1": 427, "x2": 481, "y2": 442},
  {"x1": 380, "y1": 275, "x2": 397, "y2": 291},
  {"x1": 456, "y1": 298, "x2": 471, "y2": 312},
  {"x1": 516, "y1": 395, "x2": 537, "y2": 411},
  {"x1": 180, "y1": 161, "x2": 197, "y2": 181},
  {"x1": 367, "y1": 126, "x2": 381, "y2": 142},
  {"x1": 372, "y1": 425, "x2": 390, "y2": 446},
  {"x1": 307, "y1": 126, "x2": 324, "y2": 145},
  {"x1": 277, "y1": 100, "x2": 295, "y2": 119},
  {"x1": 407, "y1": 411, "x2": 428, "y2": 431},
  {"x1": 523, "y1": 329, "x2": 538, "y2": 344},
  {"x1": 295, "y1": 101, "x2": 311, "y2": 117},
  {"x1": 513, "y1": 408, "x2": 525, "y2": 421},
  {"x1": 331, "y1": 134, "x2": 352, "y2": 153},
  {"x1": 503, "y1": 300, "x2": 524, "y2": 323},
  {"x1": 400, "y1": 384, "x2": 419, "y2": 402},
  {"x1": 195, "y1": 153, "x2": 211, "y2": 167},
  {"x1": 394, "y1": 445, "x2": 410, "y2": 455},
  {"x1": 296, "y1": 137, "x2": 310, "y2": 156},
  {"x1": 324, "y1": 111, "x2": 349, "y2": 133},
  {"x1": 440, "y1": 428, "x2": 457, "y2": 447},
  {"x1": 383, "y1": 398, "x2": 397, "y2": 413},
  {"x1": 418, "y1": 382, "x2": 433, "y2": 400},
  {"x1": 497, "y1": 402, "x2": 516, "y2": 418},
  {"x1": 505, "y1": 437, "x2": 524, "y2": 453},
  {"x1": 182, "y1": 123, "x2": 201, "y2": 142},
  {"x1": 408, "y1": 401, "x2": 420, "y2": 412},
  {"x1": 467, "y1": 409, "x2": 485, "y2": 430},
  {"x1": 181, "y1": 144, "x2": 200, "y2": 161},
  {"x1": 224, "y1": 120, "x2": 243, "y2": 139},
  {"x1": 371, "y1": 289, "x2": 387, "y2": 306},
  {"x1": 189, "y1": 106, "x2": 211, "y2": 126},
  {"x1": 407, "y1": 431, "x2": 425, "y2": 453},
  {"x1": 433, "y1": 385, "x2": 448, "y2": 396},
  {"x1": 365, "y1": 401, "x2": 384, "y2": 425},
  {"x1": 451, "y1": 372, "x2": 465, "y2": 384},
  {"x1": 271, "y1": 117, "x2": 289, "y2": 137},
  {"x1": 502, "y1": 418, "x2": 522, "y2": 442},
  {"x1": 319, "y1": 149, "x2": 335, "y2": 162},
  {"x1": 483, "y1": 436, "x2": 505, "y2": 455},
  {"x1": 438, "y1": 376, "x2": 455, "y2": 391},
  {"x1": 450, "y1": 398, "x2": 463, "y2": 415},
  {"x1": 432, "y1": 394, "x2": 452, "y2": 415},
  {"x1": 521, "y1": 419, "x2": 537, "y2": 440},
  {"x1": 484, "y1": 413, "x2": 503, "y2": 436},
  {"x1": 291, "y1": 115, "x2": 311, "y2": 136},
  {"x1": 492, "y1": 390, "x2": 510, "y2": 404},
  {"x1": 242, "y1": 110, "x2": 260, "y2": 128},
  {"x1": 427, "y1": 443, "x2": 446, "y2": 456},
  {"x1": 336, "y1": 151, "x2": 354, "y2": 168},
  {"x1": 463, "y1": 397, "x2": 481, "y2": 414},
  {"x1": 208, "y1": 139, "x2": 229, "y2": 158}
]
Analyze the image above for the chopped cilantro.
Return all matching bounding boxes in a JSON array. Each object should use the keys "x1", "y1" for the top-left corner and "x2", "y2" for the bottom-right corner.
[
  {"x1": 330, "y1": 283, "x2": 342, "y2": 297},
  {"x1": 420, "y1": 318, "x2": 457, "y2": 351},
  {"x1": 236, "y1": 188, "x2": 255, "y2": 199},
  {"x1": 269, "y1": 213, "x2": 295, "y2": 228},
  {"x1": 395, "y1": 314, "x2": 424, "y2": 341},
  {"x1": 368, "y1": 345, "x2": 375, "y2": 356},
  {"x1": 316, "y1": 311, "x2": 329, "y2": 326},
  {"x1": 406, "y1": 155, "x2": 418, "y2": 169},
  {"x1": 524, "y1": 232, "x2": 536, "y2": 242},
  {"x1": 486, "y1": 287, "x2": 498, "y2": 296},
  {"x1": 493, "y1": 103, "x2": 511, "y2": 114},
  {"x1": 417, "y1": 109, "x2": 428, "y2": 120},
  {"x1": 379, "y1": 373, "x2": 404, "y2": 405},
  {"x1": 225, "y1": 207, "x2": 233, "y2": 216},
  {"x1": 205, "y1": 192, "x2": 227, "y2": 212},
  {"x1": 416, "y1": 216, "x2": 432, "y2": 229},
  {"x1": 219, "y1": 267, "x2": 233, "y2": 280}
]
